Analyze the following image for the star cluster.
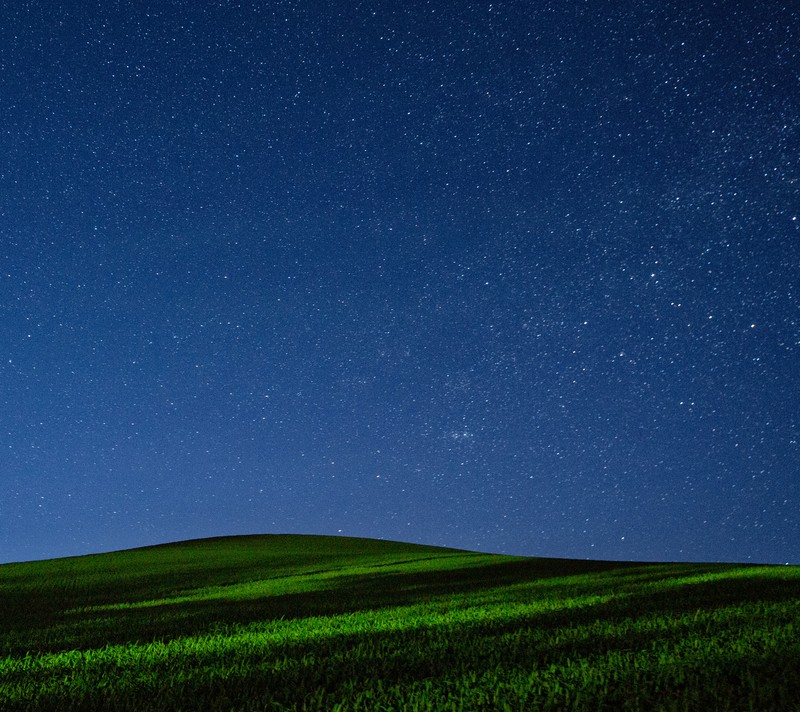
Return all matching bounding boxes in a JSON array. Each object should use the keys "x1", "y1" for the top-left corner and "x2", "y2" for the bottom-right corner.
[{"x1": 1, "y1": 1, "x2": 797, "y2": 564}]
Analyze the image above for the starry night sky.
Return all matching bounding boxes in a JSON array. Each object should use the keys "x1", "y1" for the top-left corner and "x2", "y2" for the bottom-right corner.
[{"x1": 2, "y1": 1, "x2": 798, "y2": 565}]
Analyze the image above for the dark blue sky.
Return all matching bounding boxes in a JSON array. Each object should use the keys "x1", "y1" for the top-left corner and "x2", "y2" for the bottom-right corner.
[{"x1": 2, "y1": 1, "x2": 798, "y2": 564}]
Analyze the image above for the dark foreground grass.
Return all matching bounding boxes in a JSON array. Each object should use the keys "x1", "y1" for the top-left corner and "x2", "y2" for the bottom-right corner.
[{"x1": 1, "y1": 534, "x2": 798, "y2": 710}]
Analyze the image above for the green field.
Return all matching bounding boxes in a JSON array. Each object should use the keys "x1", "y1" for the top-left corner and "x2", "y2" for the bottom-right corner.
[{"x1": 1, "y1": 534, "x2": 798, "y2": 710}]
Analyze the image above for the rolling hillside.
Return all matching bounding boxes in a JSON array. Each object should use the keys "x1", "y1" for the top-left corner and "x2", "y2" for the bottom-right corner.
[{"x1": 1, "y1": 534, "x2": 798, "y2": 710}]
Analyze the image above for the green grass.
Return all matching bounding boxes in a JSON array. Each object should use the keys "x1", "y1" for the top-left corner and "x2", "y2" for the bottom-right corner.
[{"x1": 1, "y1": 534, "x2": 798, "y2": 710}]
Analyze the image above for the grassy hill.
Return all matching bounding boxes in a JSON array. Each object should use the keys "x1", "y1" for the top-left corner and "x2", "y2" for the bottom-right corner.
[{"x1": 1, "y1": 534, "x2": 798, "y2": 710}]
